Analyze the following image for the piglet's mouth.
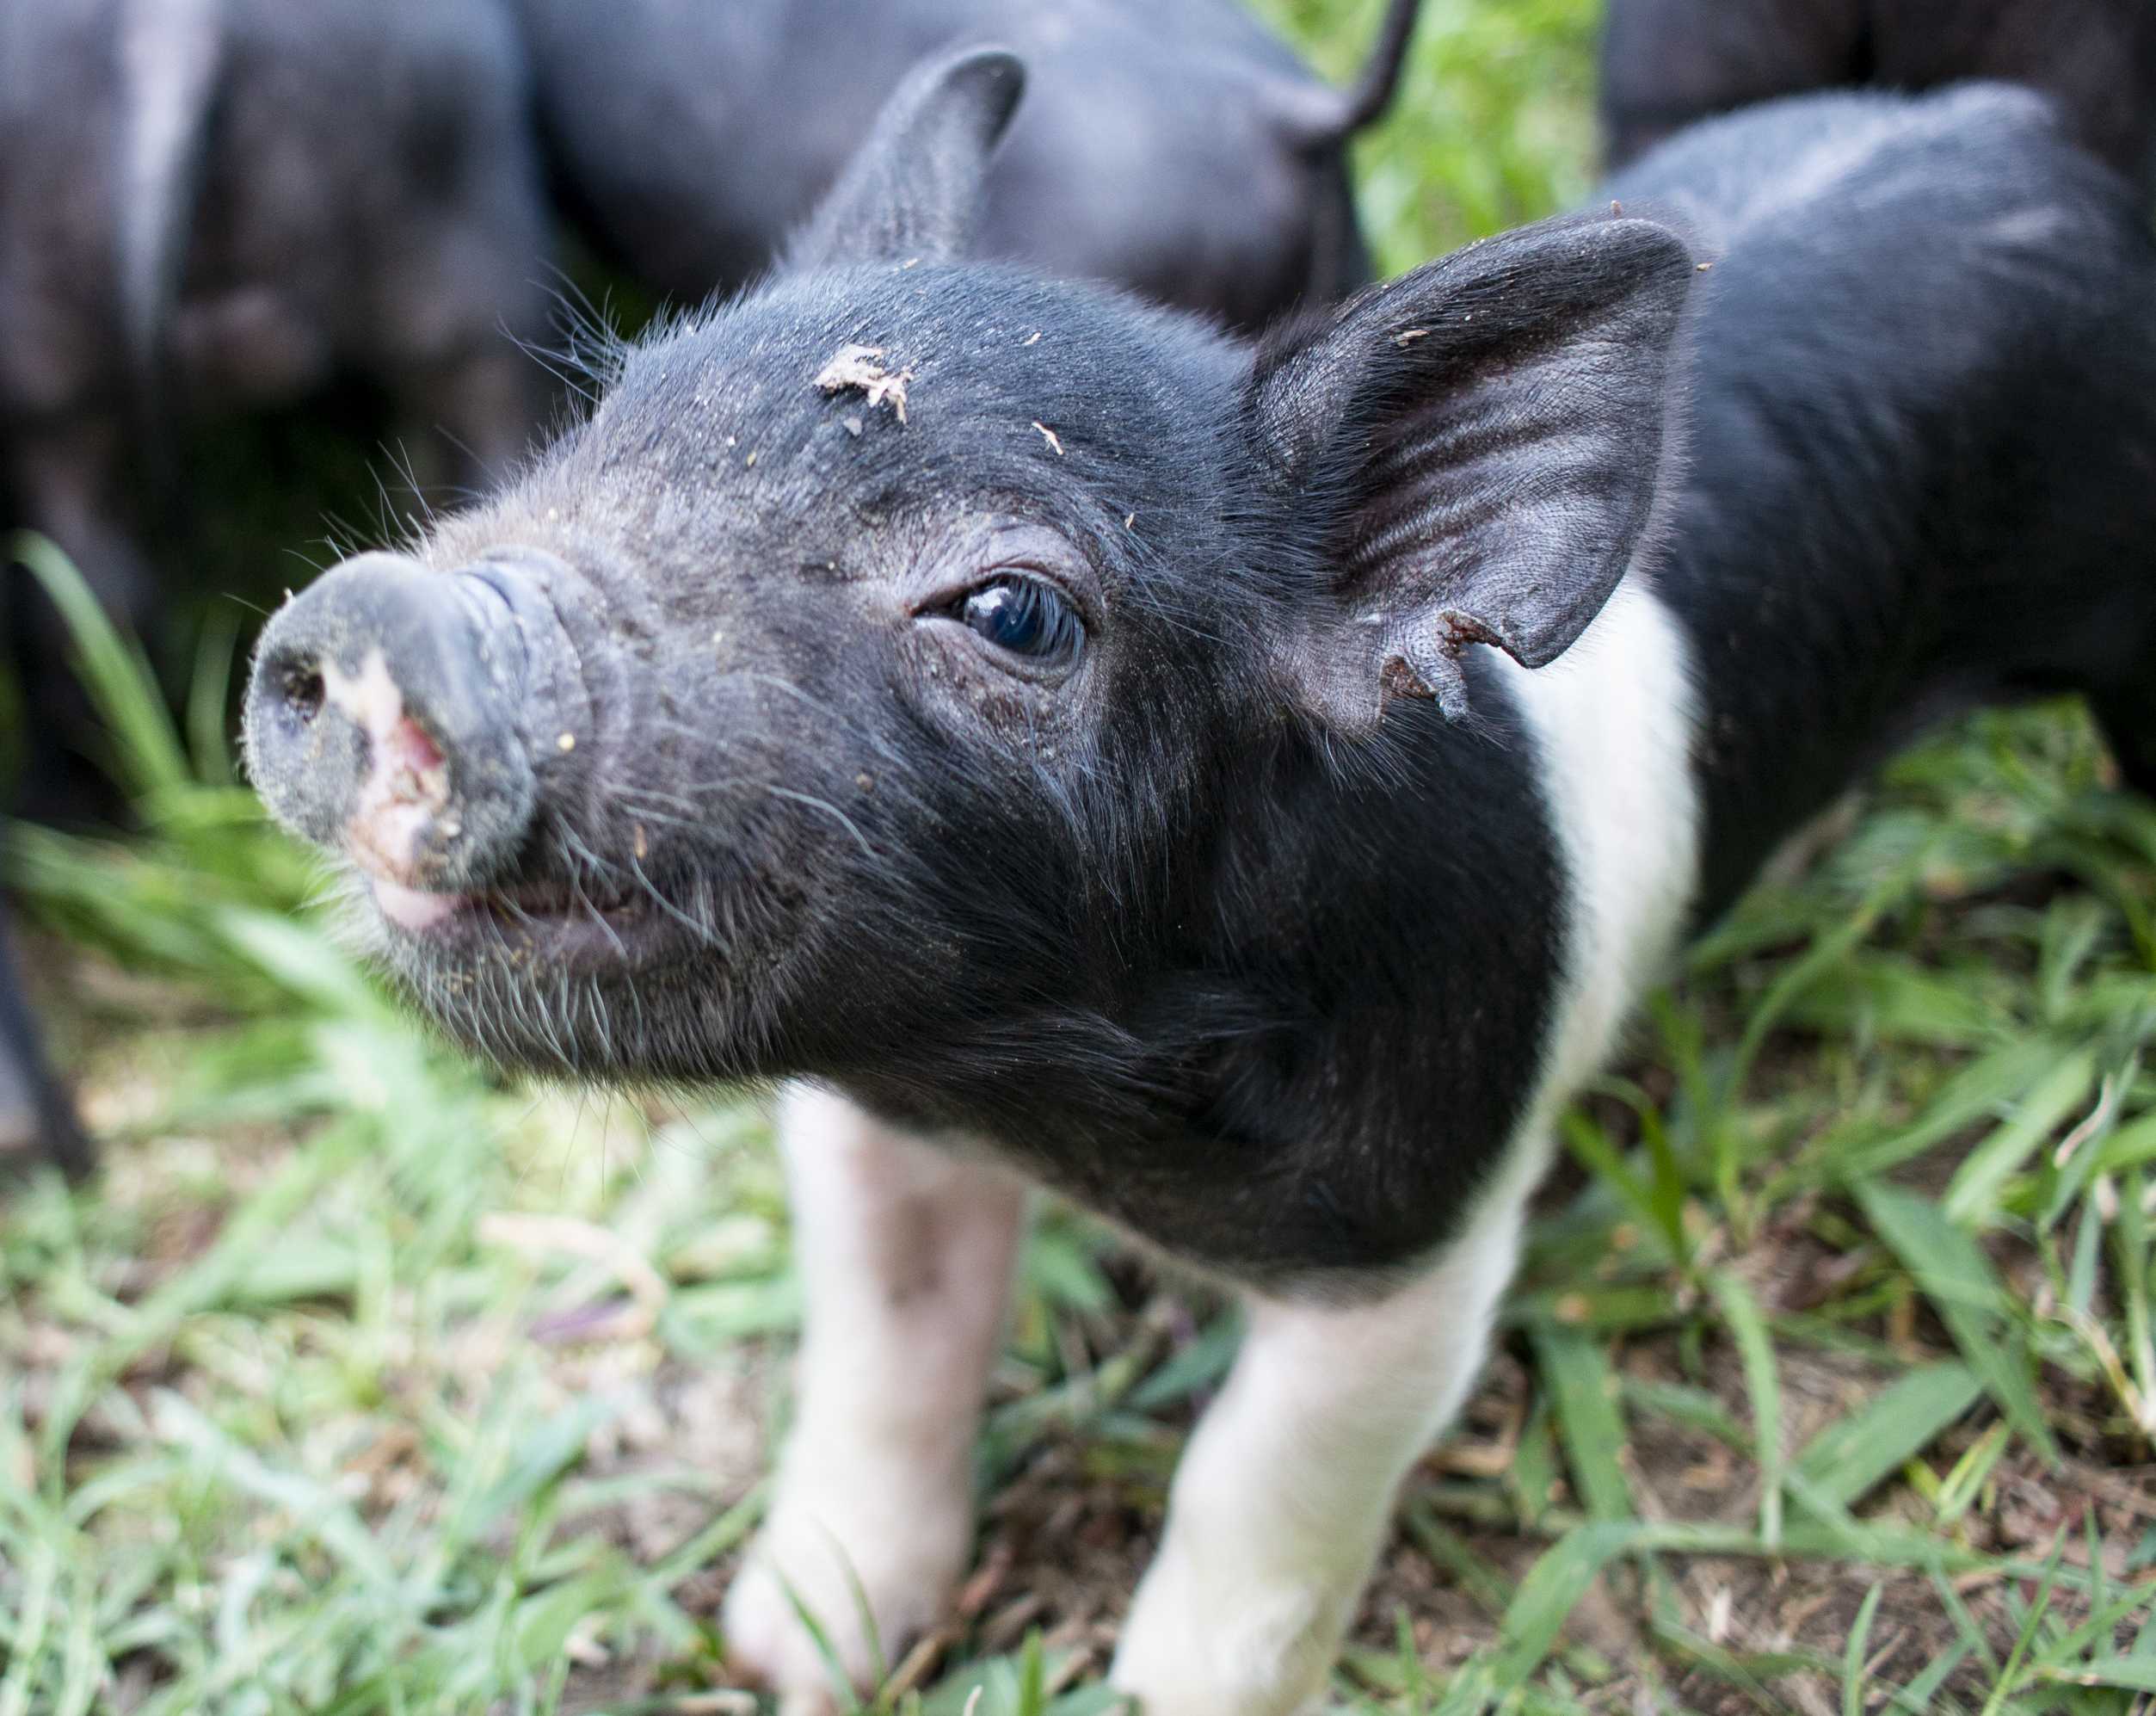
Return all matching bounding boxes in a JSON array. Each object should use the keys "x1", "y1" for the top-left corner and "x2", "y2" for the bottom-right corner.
[{"x1": 367, "y1": 873, "x2": 671, "y2": 968}]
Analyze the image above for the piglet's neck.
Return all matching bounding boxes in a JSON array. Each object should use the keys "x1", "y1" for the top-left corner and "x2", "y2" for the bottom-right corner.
[{"x1": 865, "y1": 576, "x2": 1709, "y2": 1282}]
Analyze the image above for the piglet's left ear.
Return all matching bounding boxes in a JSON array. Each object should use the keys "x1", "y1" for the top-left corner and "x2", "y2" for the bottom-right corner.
[
  {"x1": 1249, "y1": 212, "x2": 1695, "y2": 731},
  {"x1": 786, "y1": 45, "x2": 1026, "y2": 270}
]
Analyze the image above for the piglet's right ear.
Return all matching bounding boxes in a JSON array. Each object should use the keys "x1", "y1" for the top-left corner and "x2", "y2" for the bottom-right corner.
[
  {"x1": 1248, "y1": 212, "x2": 1695, "y2": 733},
  {"x1": 786, "y1": 46, "x2": 1026, "y2": 270}
]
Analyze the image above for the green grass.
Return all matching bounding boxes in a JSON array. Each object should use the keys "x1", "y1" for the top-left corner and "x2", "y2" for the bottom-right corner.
[{"x1": 7, "y1": 1, "x2": 2156, "y2": 1710}]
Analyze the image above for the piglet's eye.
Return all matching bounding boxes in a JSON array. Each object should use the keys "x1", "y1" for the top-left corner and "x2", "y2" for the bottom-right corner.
[{"x1": 958, "y1": 575, "x2": 1084, "y2": 665}]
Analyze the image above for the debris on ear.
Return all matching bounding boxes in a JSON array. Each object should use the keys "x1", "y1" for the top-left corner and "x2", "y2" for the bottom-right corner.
[
  {"x1": 1247, "y1": 210, "x2": 1697, "y2": 732},
  {"x1": 785, "y1": 45, "x2": 1026, "y2": 271}
]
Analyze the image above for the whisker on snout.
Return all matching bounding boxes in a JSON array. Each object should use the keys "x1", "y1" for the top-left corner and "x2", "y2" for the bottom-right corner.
[
  {"x1": 756, "y1": 787, "x2": 878, "y2": 861},
  {"x1": 628, "y1": 857, "x2": 727, "y2": 948},
  {"x1": 570, "y1": 874, "x2": 629, "y2": 960},
  {"x1": 607, "y1": 782, "x2": 705, "y2": 820}
]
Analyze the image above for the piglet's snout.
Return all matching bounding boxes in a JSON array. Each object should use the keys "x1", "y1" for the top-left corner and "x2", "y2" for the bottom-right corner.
[{"x1": 244, "y1": 552, "x2": 577, "y2": 897}]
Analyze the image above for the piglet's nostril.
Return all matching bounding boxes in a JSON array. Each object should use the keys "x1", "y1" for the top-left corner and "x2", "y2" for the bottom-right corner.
[{"x1": 280, "y1": 664, "x2": 325, "y2": 728}]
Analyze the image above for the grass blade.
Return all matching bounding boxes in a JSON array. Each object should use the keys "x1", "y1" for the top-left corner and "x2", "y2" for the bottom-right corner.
[
  {"x1": 151, "y1": 1392, "x2": 401, "y2": 1596},
  {"x1": 1528, "y1": 1324, "x2": 1633, "y2": 1522},
  {"x1": 1841, "y1": 1583, "x2": 1884, "y2": 1716},
  {"x1": 1855, "y1": 1182, "x2": 2061, "y2": 1467},
  {"x1": 1941, "y1": 1047, "x2": 2095, "y2": 1225},
  {"x1": 1708, "y1": 1270, "x2": 1783, "y2": 1546},
  {"x1": 1788, "y1": 1361, "x2": 1984, "y2": 1513},
  {"x1": 187, "y1": 602, "x2": 243, "y2": 787},
  {"x1": 10, "y1": 530, "x2": 189, "y2": 801},
  {"x1": 37, "y1": 1133, "x2": 356, "y2": 1474},
  {"x1": 1832, "y1": 1039, "x2": 2057, "y2": 1182},
  {"x1": 1488, "y1": 1520, "x2": 1639, "y2": 1689},
  {"x1": 0, "y1": 1540, "x2": 59, "y2": 1716},
  {"x1": 2042, "y1": 1656, "x2": 2156, "y2": 1693}
]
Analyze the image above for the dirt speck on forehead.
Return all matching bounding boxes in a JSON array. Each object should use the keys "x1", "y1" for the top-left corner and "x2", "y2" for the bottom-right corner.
[{"x1": 815, "y1": 343, "x2": 915, "y2": 424}]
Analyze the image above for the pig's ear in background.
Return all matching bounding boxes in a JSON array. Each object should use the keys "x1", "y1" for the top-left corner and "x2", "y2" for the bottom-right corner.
[
  {"x1": 1247, "y1": 212, "x2": 1695, "y2": 733},
  {"x1": 786, "y1": 46, "x2": 1026, "y2": 270}
]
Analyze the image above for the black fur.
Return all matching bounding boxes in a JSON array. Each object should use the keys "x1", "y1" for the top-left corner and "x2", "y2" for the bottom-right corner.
[
  {"x1": 1599, "y1": 0, "x2": 2156, "y2": 195},
  {"x1": 1607, "y1": 87, "x2": 2156, "y2": 912}
]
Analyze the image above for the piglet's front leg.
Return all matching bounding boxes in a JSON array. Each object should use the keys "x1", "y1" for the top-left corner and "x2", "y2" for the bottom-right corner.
[
  {"x1": 724, "y1": 1085, "x2": 1028, "y2": 1709},
  {"x1": 1111, "y1": 1179, "x2": 1531, "y2": 1715}
]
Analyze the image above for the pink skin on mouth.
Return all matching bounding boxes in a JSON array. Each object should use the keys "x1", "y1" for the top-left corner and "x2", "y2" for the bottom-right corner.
[{"x1": 371, "y1": 875, "x2": 469, "y2": 932}]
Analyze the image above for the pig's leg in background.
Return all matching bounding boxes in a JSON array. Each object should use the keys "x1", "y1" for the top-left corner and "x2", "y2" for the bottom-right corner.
[
  {"x1": 0, "y1": 862, "x2": 91, "y2": 1180},
  {"x1": 1110, "y1": 1169, "x2": 1536, "y2": 1716},
  {"x1": 724, "y1": 1083, "x2": 1029, "y2": 1707}
]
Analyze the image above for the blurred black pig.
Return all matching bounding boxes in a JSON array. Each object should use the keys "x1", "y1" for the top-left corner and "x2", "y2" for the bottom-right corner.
[
  {"x1": 1599, "y1": 0, "x2": 2156, "y2": 190},
  {"x1": 514, "y1": 0, "x2": 1424, "y2": 330},
  {"x1": 2, "y1": 0, "x2": 551, "y2": 673},
  {"x1": 0, "y1": 0, "x2": 553, "y2": 1175}
]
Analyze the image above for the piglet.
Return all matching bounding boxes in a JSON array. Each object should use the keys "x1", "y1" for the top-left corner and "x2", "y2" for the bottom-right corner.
[
  {"x1": 514, "y1": 0, "x2": 1423, "y2": 331},
  {"x1": 243, "y1": 45, "x2": 2156, "y2": 1714}
]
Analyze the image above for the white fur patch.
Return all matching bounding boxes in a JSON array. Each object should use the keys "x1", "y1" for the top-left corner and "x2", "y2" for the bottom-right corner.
[{"x1": 1496, "y1": 569, "x2": 1703, "y2": 1155}]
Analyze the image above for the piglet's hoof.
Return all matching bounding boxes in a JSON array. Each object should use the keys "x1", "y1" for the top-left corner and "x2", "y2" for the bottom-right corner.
[
  {"x1": 722, "y1": 1488, "x2": 969, "y2": 1713},
  {"x1": 721, "y1": 1563, "x2": 847, "y2": 1715}
]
